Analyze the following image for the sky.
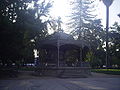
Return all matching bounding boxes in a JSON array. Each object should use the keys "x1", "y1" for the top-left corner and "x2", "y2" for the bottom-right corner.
[
  {"x1": 49, "y1": 0, "x2": 120, "y2": 33},
  {"x1": 97, "y1": 0, "x2": 120, "y2": 27}
]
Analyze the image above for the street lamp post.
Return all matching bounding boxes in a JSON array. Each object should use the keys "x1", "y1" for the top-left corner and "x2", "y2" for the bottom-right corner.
[{"x1": 101, "y1": 0, "x2": 113, "y2": 68}]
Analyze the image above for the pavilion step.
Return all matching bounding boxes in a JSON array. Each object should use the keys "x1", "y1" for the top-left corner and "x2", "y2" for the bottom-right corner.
[
  {"x1": 59, "y1": 70, "x2": 88, "y2": 75},
  {"x1": 58, "y1": 71, "x2": 89, "y2": 78},
  {"x1": 59, "y1": 73, "x2": 88, "y2": 78}
]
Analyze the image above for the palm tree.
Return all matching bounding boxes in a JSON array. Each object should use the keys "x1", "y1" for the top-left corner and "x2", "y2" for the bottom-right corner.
[
  {"x1": 101, "y1": 0, "x2": 114, "y2": 68},
  {"x1": 102, "y1": 0, "x2": 113, "y2": 7}
]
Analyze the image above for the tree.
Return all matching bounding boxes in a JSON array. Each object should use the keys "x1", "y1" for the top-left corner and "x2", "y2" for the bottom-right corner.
[
  {"x1": 109, "y1": 22, "x2": 120, "y2": 67},
  {"x1": 68, "y1": 0, "x2": 104, "y2": 65},
  {"x1": 0, "y1": 0, "x2": 52, "y2": 66},
  {"x1": 68, "y1": 0, "x2": 104, "y2": 51},
  {"x1": 68, "y1": 0, "x2": 95, "y2": 35}
]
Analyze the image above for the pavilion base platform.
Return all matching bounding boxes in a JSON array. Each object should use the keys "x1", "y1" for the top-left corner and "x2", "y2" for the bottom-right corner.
[{"x1": 35, "y1": 67, "x2": 91, "y2": 78}]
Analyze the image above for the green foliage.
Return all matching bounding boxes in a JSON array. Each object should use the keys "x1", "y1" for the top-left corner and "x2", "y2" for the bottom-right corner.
[
  {"x1": 92, "y1": 69, "x2": 120, "y2": 75},
  {"x1": 0, "y1": 0, "x2": 52, "y2": 66},
  {"x1": 85, "y1": 51, "x2": 103, "y2": 68},
  {"x1": 85, "y1": 51, "x2": 94, "y2": 62},
  {"x1": 109, "y1": 22, "x2": 120, "y2": 67},
  {"x1": 65, "y1": 50, "x2": 78, "y2": 62},
  {"x1": 68, "y1": 0, "x2": 120, "y2": 68}
]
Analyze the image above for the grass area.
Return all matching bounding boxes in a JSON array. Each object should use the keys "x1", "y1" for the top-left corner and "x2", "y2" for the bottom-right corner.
[{"x1": 92, "y1": 69, "x2": 120, "y2": 75}]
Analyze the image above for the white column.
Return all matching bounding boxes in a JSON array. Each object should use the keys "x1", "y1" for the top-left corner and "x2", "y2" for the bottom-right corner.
[
  {"x1": 57, "y1": 40, "x2": 60, "y2": 67},
  {"x1": 80, "y1": 40, "x2": 83, "y2": 67},
  {"x1": 80, "y1": 47, "x2": 82, "y2": 61},
  {"x1": 79, "y1": 47, "x2": 82, "y2": 67}
]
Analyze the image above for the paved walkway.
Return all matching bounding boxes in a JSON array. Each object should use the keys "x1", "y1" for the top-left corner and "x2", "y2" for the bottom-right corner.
[{"x1": 0, "y1": 72, "x2": 120, "y2": 90}]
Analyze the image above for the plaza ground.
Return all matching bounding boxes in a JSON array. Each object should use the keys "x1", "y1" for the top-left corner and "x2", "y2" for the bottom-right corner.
[{"x1": 0, "y1": 71, "x2": 120, "y2": 90}]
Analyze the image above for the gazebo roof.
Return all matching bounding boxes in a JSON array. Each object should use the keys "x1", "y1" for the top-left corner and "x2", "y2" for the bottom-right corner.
[
  {"x1": 46, "y1": 31, "x2": 74, "y2": 40},
  {"x1": 38, "y1": 31, "x2": 89, "y2": 49}
]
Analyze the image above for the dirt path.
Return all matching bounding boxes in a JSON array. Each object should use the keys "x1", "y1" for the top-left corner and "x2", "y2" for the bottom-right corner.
[
  {"x1": 1, "y1": 71, "x2": 120, "y2": 90},
  {"x1": 1, "y1": 72, "x2": 120, "y2": 90}
]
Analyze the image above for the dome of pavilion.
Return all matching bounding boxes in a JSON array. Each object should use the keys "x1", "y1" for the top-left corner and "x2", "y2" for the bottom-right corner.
[
  {"x1": 38, "y1": 30, "x2": 89, "y2": 49},
  {"x1": 46, "y1": 31, "x2": 74, "y2": 40}
]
